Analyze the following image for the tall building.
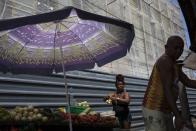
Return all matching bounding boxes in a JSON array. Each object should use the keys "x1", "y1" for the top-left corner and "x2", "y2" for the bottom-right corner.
[
  {"x1": 74, "y1": 0, "x2": 193, "y2": 78},
  {"x1": 0, "y1": 0, "x2": 194, "y2": 78}
]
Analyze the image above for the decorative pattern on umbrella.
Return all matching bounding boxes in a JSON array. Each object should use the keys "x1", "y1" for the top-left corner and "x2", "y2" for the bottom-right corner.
[{"x1": 0, "y1": 6, "x2": 134, "y2": 75}]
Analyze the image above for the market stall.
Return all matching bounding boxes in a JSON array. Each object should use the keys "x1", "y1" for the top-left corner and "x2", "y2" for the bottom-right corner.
[
  {"x1": 0, "y1": 101, "x2": 117, "y2": 131},
  {"x1": 0, "y1": 5, "x2": 134, "y2": 131}
]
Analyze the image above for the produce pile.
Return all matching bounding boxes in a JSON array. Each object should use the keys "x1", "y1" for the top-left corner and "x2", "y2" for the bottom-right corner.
[
  {"x1": 192, "y1": 118, "x2": 196, "y2": 128},
  {"x1": 56, "y1": 101, "x2": 116, "y2": 126},
  {"x1": 59, "y1": 113, "x2": 116, "y2": 127},
  {"x1": 0, "y1": 107, "x2": 11, "y2": 121},
  {"x1": 0, "y1": 102, "x2": 116, "y2": 127},
  {"x1": 9, "y1": 106, "x2": 48, "y2": 122}
]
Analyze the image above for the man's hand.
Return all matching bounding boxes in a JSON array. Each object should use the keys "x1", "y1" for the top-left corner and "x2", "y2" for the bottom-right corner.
[{"x1": 175, "y1": 116, "x2": 185, "y2": 131}]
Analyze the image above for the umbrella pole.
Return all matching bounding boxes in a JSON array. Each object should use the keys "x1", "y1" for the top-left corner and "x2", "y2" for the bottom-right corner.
[{"x1": 60, "y1": 47, "x2": 73, "y2": 131}]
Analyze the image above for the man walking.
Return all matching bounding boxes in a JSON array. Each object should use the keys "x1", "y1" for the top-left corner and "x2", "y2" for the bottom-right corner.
[{"x1": 142, "y1": 36, "x2": 196, "y2": 131}]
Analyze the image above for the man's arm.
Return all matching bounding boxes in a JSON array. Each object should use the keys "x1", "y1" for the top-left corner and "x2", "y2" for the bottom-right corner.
[
  {"x1": 179, "y1": 67, "x2": 196, "y2": 89},
  {"x1": 157, "y1": 58, "x2": 180, "y2": 118}
]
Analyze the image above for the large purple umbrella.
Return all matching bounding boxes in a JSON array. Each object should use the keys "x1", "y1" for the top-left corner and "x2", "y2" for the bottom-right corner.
[
  {"x1": 0, "y1": 6, "x2": 134, "y2": 74},
  {"x1": 0, "y1": 6, "x2": 134, "y2": 130}
]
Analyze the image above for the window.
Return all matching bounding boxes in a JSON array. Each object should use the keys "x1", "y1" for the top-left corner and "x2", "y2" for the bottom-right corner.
[
  {"x1": 2, "y1": 0, "x2": 34, "y2": 19},
  {"x1": 155, "y1": 25, "x2": 163, "y2": 40},
  {"x1": 162, "y1": 16, "x2": 170, "y2": 32},
  {"x1": 159, "y1": 1, "x2": 168, "y2": 16},
  {"x1": 135, "y1": 29, "x2": 144, "y2": 41},
  {"x1": 143, "y1": 17, "x2": 151, "y2": 34},
  {"x1": 2, "y1": 1, "x2": 13, "y2": 18},
  {"x1": 151, "y1": 8, "x2": 161, "y2": 23},
  {"x1": 83, "y1": 0, "x2": 105, "y2": 15},
  {"x1": 0, "y1": 0, "x2": 6, "y2": 15},
  {"x1": 151, "y1": 22, "x2": 156, "y2": 37},
  {"x1": 128, "y1": 0, "x2": 138, "y2": 8},
  {"x1": 37, "y1": 0, "x2": 56, "y2": 13},
  {"x1": 72, "y1": 0, "x2": 82, "y2": 9},
  {"x1": 142, "y1": 0, "x2": 151, "y2": 16},
  {"x1": 132, "y1": 12, "x2": 142, "y2": 29},
  {"x1": 151, "y1": 0, "x2": 159, "y2": 9}
]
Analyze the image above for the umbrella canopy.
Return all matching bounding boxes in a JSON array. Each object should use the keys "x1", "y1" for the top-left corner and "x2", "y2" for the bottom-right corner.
[{"x1": 0, "y1": 6, "x2": 135, "y2": 75}]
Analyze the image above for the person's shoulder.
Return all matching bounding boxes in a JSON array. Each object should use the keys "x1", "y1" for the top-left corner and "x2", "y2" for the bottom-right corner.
[
  {"x1": 157, "y1": 54, "x2": 172, "y2": 63},
  {"x1": 157, "y1": 55, "x2": 173, "y2": 65},
  {"x1": 156, "y1": 55, "x2": 173, "y2": 70}
]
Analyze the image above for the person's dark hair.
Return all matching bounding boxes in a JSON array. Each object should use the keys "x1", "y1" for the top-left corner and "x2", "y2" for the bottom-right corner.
[
  {"x1": 115, "y1": 74, "x2": 125, "y2": 86},
  {"x1": 165, "y1": 35, "x2": 184, "y2": 48}
]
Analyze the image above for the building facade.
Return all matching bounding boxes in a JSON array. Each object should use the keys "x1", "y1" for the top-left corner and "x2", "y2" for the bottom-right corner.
[{"x1": 74, "y1": 0, "x2": 194, "y2": 78}]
